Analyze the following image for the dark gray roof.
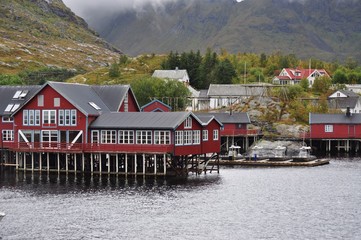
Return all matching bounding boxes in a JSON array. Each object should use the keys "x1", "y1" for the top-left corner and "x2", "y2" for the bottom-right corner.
[
  {"x1": 92, "y1": 85, "x2": 132, "y2": 111},
  {"x1": 198, "y1": 90, "x2": 209, "y2": 99},
  {"x1": 310, "y1": 113, "x2": 361, "y2": 124},
  {"x1": 90, "y1": 112, "x2": 192, "y2": 129},
  {"x1": 338, "y1": 90, "x2": 359, "y2": 97},
  {"x1": 48, "y1": 82, "x2": 111, "y2": 116},
  {"x1": 328, "y1": 97, "x2": 359, "y2": 109},
  {"x1": 207, "y1": 84, "x2": 267, "y2": 97},
  {"x1": 0, "y1": 85, "x2": 41, "y2": 116},
  {"x1": 195, "y1": 112, "x2": 250, "y2": 124}
]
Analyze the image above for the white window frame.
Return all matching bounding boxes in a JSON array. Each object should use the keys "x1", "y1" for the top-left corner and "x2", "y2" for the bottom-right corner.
[
  {"x1": 35, "y1": 110, "x2": 40, "y2": 126},
  {"x1": 175, "y1": 131, "x2": 183, "y2": 145},
  {"x1": 41, "y1": 130, "x2": 58, "y2": 143},
  {"x1": 213, "y1": 129, "x2": 219, "y2": 140},
  {"x1": 202, "y1": 130, "x2": 208, "y2": 141},
  {"x1": 65, "y1": 110, "x2": 71, "y2": 125},
  {"x1": 38, "y1": 95, "x2": 44, "y2": 107},
  {"x1": 91, "y1": 130, "x2": 99, "y2": 144},
  {"x1": 118, "y1": 130, "x2": 134, "y2": 144},
  {"x1": 136, "y1": 130, "x2": 152, "y2": 144},
  {"x1": 71, "y1": 110, "x2": 77, "y2": 126},
  {"x1": 2, "y1": 130, "x2": 14, "y2": 141},
  {"x1": 58, "y1": 110, "x2": 64, "y2": 126},
  {"x1": 54, "y1": 98, "x2": 60, "y2": 107},
  {"x1": 2, "y1": 116, "x2": 13, "y2": 123},
  {"x1": 23, "y1": 110, "x2": 28, "y2": 125},
  {"x1": 154, "y1": 131, "x2": 170, "y2": 145},
  {"x1": 42, "y1": 110, "x2": 56, "y2": 125},
  {"x1": 29, "y1": 110, "x2": 35, "y2": 126},
  {"x1": 325, "y1": 125, "x2": 333, "y2": 133},
  {"x1": 193, "y1": 130, "x2": 200, "y2": 144},
  {"x1": 184, "y1": 130, "x2": 193, "y2": 145},
  {"x1": 184, "y1": 117, "x2": 192, "y2": 129},
  {"x1": 101, "y1": 130, "x2": 116, "y2": 144}
]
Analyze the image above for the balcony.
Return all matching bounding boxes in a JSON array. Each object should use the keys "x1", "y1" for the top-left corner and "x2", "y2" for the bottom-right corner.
[{"x1": 221, "y1": 129, "x2": 260, "y2": 136}]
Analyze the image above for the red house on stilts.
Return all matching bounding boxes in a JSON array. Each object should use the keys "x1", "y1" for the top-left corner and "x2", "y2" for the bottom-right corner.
[{"x1": 0, "y1": 82, "x2": 222, "y2": 176}]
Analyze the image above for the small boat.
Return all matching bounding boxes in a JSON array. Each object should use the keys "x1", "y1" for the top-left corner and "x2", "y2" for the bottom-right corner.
[
  {"x1": 0, "y1": 212, "x2": 5, "y2": 222},
  {"x1": 292, "y1": 146, "x2": 316, "y2": 162}
]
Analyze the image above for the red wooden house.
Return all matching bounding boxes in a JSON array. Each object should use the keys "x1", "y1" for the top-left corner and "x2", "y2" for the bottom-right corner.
[
  {"x1": 309, "y1": 112, "x2": 361, "y2": 152},
  {"x1": 141, "y1": 99, "x2": 172, "y2": 112},
  {"x1": 1, "y1": 82, "x2": 222, "y2": 176}
]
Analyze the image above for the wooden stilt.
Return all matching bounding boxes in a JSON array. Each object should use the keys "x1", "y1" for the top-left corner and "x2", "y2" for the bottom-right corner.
[
  {"x1": 143, "y1": 154, "x2": 146, "y2": 175},
  {"x1": 154, "y1": 154, "x2": 157, "y2": 175},
  {"x1": 46, "y1": 153, "x2": 49, "y2": 172},
  {"x1": 99, "y1": 153, "x2": 102, "y2": 174},
  {"x1": 163, "y1": 154, "x2": 166, "y2": 175},
  {"x1": 66, "y1": 154, "x2": 69, "y2": 173},
  {"x1": 116, "y1": 154, "x2": 119, "y2": 173},
  {"x1": 24, "y1": 153, "x2": 26, "y2": 171},
  {"x1": 57, "y1": 153, "x2": 60, "y2": 172},
  {"x1": 16, "y1": 152, "x2": 19, "y2": 170},
  {"x1": 31, "y1": 152, "x2": 34, "y2": 171},
  {"x1": 82, "y1": 153, "x2": 85, "y2": 172},
  {"x1": 90, "y1": 154, "x2": 94, "y2": 173},
  {"x1": 74, "y1": 154, "x2": 77, "y2": 172},
  {"x1": 107, "y1": 154, "x2": 110, "y2": 173},
  {"x1": 125, "y1": 153, "x2": 128, "y2": 175},
  {"x1": 134, "y1": 154, "x2": 137, "y2": 175},
  {"x1": 39, "y1": 152, "x2": 42, "y2": 171}
]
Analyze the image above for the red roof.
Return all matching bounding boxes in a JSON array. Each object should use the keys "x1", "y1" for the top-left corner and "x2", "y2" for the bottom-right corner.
[{"x1": 279, "y1": 68, "x2": 329, "y2": 81}]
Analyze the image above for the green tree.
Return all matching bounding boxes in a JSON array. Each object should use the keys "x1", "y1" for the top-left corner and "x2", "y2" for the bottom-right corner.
[
  {"x1": 0, "y1": 74, "x2": 23, "y2": 85},
  {"x1": 199, "y1": 48, "x2": 218, "y2": 88},
  {"x1": 312, "y1": 76, "x2": 332, "y2": 94},
  {"x1": 131, "y1": 77, "x2": 190, "y2": 111},
  {"x1": 332, "y1": 69, "x2": 348, "y2": 84},
  {"x1": 212, "y1": 59, "x2": 237, "y2": 84},
  {"x1": 299, "y1": 78, "x2": 309, "y2": 91},
  {"x1": 109, "y1": 61, "x2": 120, "y2": 78}
]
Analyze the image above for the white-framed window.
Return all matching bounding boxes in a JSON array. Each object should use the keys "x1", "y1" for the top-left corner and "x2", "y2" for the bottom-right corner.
[
  {"x1": 154, "y1": 131, "x2": 170, "y2": 145},
  {"x1": 29, "y1": 110, "x2": 34, "y2": 125},
  {"x1": 23, "y1": 110, "x2": 28, "y2": 125},
  {"x1": 71, "y1": 110, "x2": 77, "y2": 126},
  {"x1": 91, "y1": 130, "x2": 99, "y2": 144},
  {"x1": 42, "y1": 130, "x2": 58, "y2": 143},
  {"x1": 213, "y1": 129, "x2": 219, "y2": 140},
  {"x1": 42, "y1": 110, "x2": 56, "y2": 125},
  {"x1": 202, "y1": 130, "x2": 208, "y2": 141},
  {"x1": 65, "y1": 110, "x2": 71, "y2": 125},
  {"x1": 136, "y1": 130, "x2": 152, "y2": 144},
  {"x1": 193, "y1": 130, "x2": 200, "y2": 144},
  {"x1": 58, "y1": 110, "x2": 64, "y2": 126},
  {"x1": 184, "y1": 116, "x2": 192, "y2": 128},
  {"x1": 2, "y1": 130, "x2": 14, "y2": 141},
  {"x1": 118, "y1": 130, "x2": 134, "y2": 144},
  {"x1": 2, "y1": 116, "x2": 13, "y2": 122},
  {"x1": 35, "y1": 110, "x2": 40, "y2": 126},
  {"x1": 101, "y1": 130, "x2": 116, "y2": 144},
  {"x1": 175, "y1": 131, "x2": 183, "y2": 145},
  {"x1": 124, "y1": 93, "x2": 129, "y2": 112},
  {"x1": 325, "y1": 125, "x2": 333, "y2": 133},
  {"x1": 184, "y1": 130, "x2": 193, "y2": 145}
]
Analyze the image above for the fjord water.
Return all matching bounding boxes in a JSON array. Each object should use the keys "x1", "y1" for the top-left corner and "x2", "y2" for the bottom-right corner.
[{"x1": 1, "y1": 158, "x2": 360, "y2": 240}]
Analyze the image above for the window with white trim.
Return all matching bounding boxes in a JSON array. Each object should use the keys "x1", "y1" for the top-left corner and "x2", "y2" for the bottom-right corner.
[
  {"x1": 184, "y1": 130, "x2": 193, "y2": 145},
  {"x1": 38, "y1": 95, "x2": 44, "y2": 107},
  {"x1": 325, "y1": 125, "x2": 333, "y2": 133},
  {"x1": 59, "y1": 110, "x2": 64, "y2": 126},
  {"x1": 29, "y1": 110, "x2": 34, "y2": 125},
  {"x1": 2, "y1": 130, "x2": 14, "y2": 141},
  {"x1": 23, "y1": 110, "x2": 28, "y2": 125},
  {"x1": 184, "y1": 117, "x2": 192, "y2": 128},
  {"x1": 71, "y1": 110, "x2": 77, "y2": 126},
  {"x1": 91, "y1": 130, "x2": 99, "y2": 144},
  {"x1": 2, "y1": 116, "x2": 13, "y2": 123},
  {"x1": 54, "y1": 98, "x2": 60, "y2": 107},
  {"x1": 65, "y1": 110, "x2": 71, "y2": 125},
  {"x1": 213, "y1": 129, "x2": 219, "y2": 140},
  {"x1": 42, "y1": 130, "x2": 58, "y2": 143},
  {"x1": 202, "y1": 130, "x2": 208, "y2": 141},
  {"x1": 42, "y1": 110, "x2": 56, "y2": 125},
  {"x1": 175, "y1": 131, "x2": 183, "y2": 145},
  {"x1": 193, "y1": 130, "x2": 200, "y2": 144},
  {"x1": 35, "y1": 110, "x2": 40, "y2": 126},
  {"x1": 101, "y1": 130, "x2": 116, "y2": 144},
  {"x1": 119, "y1": 130, "x2": 134, "y2": 144},
  {"x1": 154, "y1": 131, "x2": 170, "y2": 145},
  {"x1": 136, "y1": 130, "x2": 152, "y2": 144}
]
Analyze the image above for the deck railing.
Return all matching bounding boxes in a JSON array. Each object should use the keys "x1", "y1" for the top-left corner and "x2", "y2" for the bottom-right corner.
[{"x1": 221, "y1": 129, "x2": 260, "y2": 136}]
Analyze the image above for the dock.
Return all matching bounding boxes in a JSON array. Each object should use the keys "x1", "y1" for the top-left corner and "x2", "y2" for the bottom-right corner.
[{"x1": 209, "y1": 158, "x2": 330, "y2": 167}]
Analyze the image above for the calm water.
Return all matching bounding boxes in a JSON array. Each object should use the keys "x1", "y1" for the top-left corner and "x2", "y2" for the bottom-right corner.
[{"x1": 1, "y1": 158, "x2": 361, "y2": 240}]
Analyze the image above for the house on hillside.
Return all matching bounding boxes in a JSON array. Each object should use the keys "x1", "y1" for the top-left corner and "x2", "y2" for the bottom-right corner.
[
  {"x1": 152, "y1": 68, "x2": 190, "y2": 85},
  {"x1": 207, "y1": 84, "x2": 268, "y2": 110},
  {"x1": 273, "y1": 68, "x2": 330, "y2": 86},
  {"x1": 328, "y1": 90, "x2": 361, "y2": 113}
]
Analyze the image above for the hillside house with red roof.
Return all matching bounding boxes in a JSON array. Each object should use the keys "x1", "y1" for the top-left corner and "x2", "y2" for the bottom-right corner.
[{"x1": 273, "y1": 68, "x2": 330, "y2": 86}]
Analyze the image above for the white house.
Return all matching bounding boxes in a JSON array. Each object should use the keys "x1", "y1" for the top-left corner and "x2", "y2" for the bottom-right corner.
[
  {"x1": 152, "y1": 68, "x2": 190, "y2": 85},
  {"x1": 328, "y1": 90, "x2": 361, "y2": 113},
  {"x1": 273, "y1": 68, "x2": 330, "y2": 86}
]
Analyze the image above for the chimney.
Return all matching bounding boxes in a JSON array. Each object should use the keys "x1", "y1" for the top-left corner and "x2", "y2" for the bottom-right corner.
[{"x1": 346, "y1": 106, "x2": 352, "y2": 117}]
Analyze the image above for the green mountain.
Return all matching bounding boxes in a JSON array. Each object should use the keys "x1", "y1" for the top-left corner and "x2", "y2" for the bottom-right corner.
[
  {"x1": 0, "y1": 0, "x2": 121, "y2": 74},
  {"x1": 84, "y1": 0, "x2": 361, "y2": 62}
]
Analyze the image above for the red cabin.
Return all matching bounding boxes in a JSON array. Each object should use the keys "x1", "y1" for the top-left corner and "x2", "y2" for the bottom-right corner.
[{"x1": 141, "y1": 99, "x2": 172, "y2": 112}]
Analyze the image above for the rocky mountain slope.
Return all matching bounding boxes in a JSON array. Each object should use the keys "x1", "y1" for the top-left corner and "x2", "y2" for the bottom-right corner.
[
  {"x1": 80, "y1": 0, "x2": 361, "y2": 62},
  {"x1": 0, "y1": 0, "x2": 121, "y2": 74}
]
